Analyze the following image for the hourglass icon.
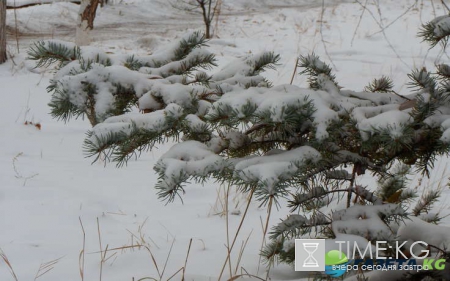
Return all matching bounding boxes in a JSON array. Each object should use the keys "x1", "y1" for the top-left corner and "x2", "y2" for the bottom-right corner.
[{"x1": 302, "y1": 242, "x2": 319, "y2": 267}]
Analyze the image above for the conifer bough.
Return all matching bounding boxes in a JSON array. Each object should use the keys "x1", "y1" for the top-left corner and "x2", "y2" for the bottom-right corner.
[{"x1": 29, "y1": 24, "x2": 450, "y2": 279}]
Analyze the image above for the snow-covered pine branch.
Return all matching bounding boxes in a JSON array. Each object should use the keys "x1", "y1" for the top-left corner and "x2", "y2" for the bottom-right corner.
[
  {"x1": 34, "y1": 21, "x2": 450, "y2": 279},
  {"x1": 28, "y1": 32, "x2": 219, "y2": 126},
  {"x1": 419, "y1": 15, "x2": 450, "y2": 48}
]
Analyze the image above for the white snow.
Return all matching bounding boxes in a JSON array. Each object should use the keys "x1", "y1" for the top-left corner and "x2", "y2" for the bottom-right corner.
[
  {"x1": 234, "y1": 146, "x2": 321, "y2": 193},
  {"x1": 2, "y1": 1, "x2": 450, "y2": 281},
  {"x1": 184, "y1": 114, "x2": 207, "y2": 132},
  {"x1": 155, "y1": 140, "x2": 226, "y2": 191},
  {"x1": 357, "y1": 109, "x2": 413, "y2": 140},
  {"x1": 397, "y1": 216, "x2": 450, "y2": 250},
  {"x1": 440, "y1": 118, "x2": 450, "y2": 143},
  {"x1": 332, "y1": 204, "x2": 406, "y2": 241},
  {"x1": 433, "y1": 15, "x2": 450, "y2": 37}
]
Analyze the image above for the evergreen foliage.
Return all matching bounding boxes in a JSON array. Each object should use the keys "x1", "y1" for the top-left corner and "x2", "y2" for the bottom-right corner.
[
  {"x1": 31, "y1": 22, "x2": 450, "y2": 280},
  {"x1": 28, "y1": 40, "x2": 80, "y2": 68},
  {"x1": 364, "y1": 76, "x2": 394, "y2": 93}
]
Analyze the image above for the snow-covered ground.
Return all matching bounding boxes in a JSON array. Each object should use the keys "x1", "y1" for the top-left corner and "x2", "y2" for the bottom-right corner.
[{"x1": 1, "y1": 0, "x2": 450, "y2": 280}]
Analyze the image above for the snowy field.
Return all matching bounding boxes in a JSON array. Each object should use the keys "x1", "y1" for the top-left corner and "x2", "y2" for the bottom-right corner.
[{"x1": 1, "y1": 0, "x2": 450, "y2": 280}]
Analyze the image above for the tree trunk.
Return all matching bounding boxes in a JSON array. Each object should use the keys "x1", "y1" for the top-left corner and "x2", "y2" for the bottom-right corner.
[
  {"x1": 198, "y1": 0, "x2": 212, "y2": 39},
  {"x1": 0, "y1": 0, "x2": 6, "y2": 64},
  {"x1": 75, "y1": 0, "x2": 100, "y2": 46}
]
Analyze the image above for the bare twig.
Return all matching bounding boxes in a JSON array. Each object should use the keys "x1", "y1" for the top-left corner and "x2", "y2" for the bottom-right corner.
[
  {"x1": 290, "y1": 57, "x2": 299, "y2": 85},
  {"x1": 431, "y1": 0, "x2": 437, "y2": 19},
  {"x1": 368, "y1": 1, "x2": 417, "y2": 37},
  {"x1": 428, "y1": 243, "x2": 448, "y2": 256},
  {"x1": 319, "y1": 0, "x2": 337, "y2": 69},
  {"x1": 419, "y1": 0, "x2": 424, "y2": 24},
  {"x1": 390, "y1": 90, "x2": 411, "y2": 101},
  {"x1": 441, "y1": 0, "x2": 450, "y2": 13},
  {"x1": 13, "y1": 0, "x2": 19, "y2": 53},
  {"x1": 351, "y1": 0, "x2": 369, "y2": 46},
  {"x1": 355, "y1": 0, "x2": 410, "y2": 68},
  {"x1": 213, "y1": 0, "x2": 222, "y2": 37}
]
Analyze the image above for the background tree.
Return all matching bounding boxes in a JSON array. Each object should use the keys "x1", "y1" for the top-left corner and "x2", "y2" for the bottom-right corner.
[
  {"x1": 173, "y1": 0, "x2": 220, "y2": 39},
  {"x1": 0, "y1": 0, "x2": 6, "y2": 64},
  {"x1": 76, "y1": 0, "x2": 101, "y2": 46}
]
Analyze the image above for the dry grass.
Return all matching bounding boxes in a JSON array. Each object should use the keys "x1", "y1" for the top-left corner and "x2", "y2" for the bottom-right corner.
[
  {"x1": 257, "y1": 196, "x2": 274, "y2": 278},
  {"x1": 218, "y1": 187, "x2": 256, "y2": 281},
  {"x1": 209, "y1": 184, "x2": 248, "y2": 217},
  {"x1": 34, "y1": 256, "x2": 64, "y2": 280},
  {"x1": 79, "y1": 217, "x2": 86, "y2": 281},
  {"x1": 1, "y1": 247, "x2": 62, "y2": 281},
  {"x1": 0, "y1": 248, "x2": 19, "y2": 281},
  {"x1": 77, "y1": 217, "x2": 197, "y2": 281}
]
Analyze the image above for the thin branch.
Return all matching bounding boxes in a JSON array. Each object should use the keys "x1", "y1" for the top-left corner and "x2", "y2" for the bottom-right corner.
[
  {"x1": 441, "y1": 0, "x2": 450, "y2": 13},
  {"x1": 431, "y1": 0, "x2": 437, "y2": 19},
  {"x1": 419, "y1": 0, "x2": 424, "y2": 24},
  {"x1": 368, "y1": 1, "x2": 418, "y2": 37},
  {"x1": 245, "y1": 123, "x2": 267, "y2": 135},
  {"x1": 428, "y1": 243, "x2": 448, "y2": 256},
  {"x1": 213, "y1": 0, "x2": 222, "y2": 37},
  {"x1": 290, "y1": 57, "x2": 299, "y2": 84},
  {"x1": 13, "y1": 0, "x2": 19, "y2": 53},
  {"x1": 320, "y1": 0, "x2": 337, "y2": 69},
  {"x1": 390, "y1": 90, "x2": 412, "y2": 101},
  {"x1": 351, "y1": 0, "x2": 369, "y2": 46},
  {"x1": 355, "y1": 0, "x2": 410, "y2": 68}
]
